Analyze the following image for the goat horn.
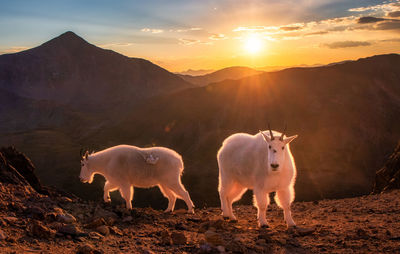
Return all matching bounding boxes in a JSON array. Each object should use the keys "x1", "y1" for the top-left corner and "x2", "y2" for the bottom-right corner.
[
  {"x1": 268, "y1": 123, "x2": 274, "y2": 140},
  {"x1": 280, "y1": 125, "x2": 287, "y2": 141}
]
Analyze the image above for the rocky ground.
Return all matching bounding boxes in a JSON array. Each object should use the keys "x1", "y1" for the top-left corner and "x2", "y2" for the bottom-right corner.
[
  {"x1": 1, "y1": 147, "x2": 400, "y2": 253},
  {"x1": 0, "y1": 179, "x2": 400, "y2": 254}
]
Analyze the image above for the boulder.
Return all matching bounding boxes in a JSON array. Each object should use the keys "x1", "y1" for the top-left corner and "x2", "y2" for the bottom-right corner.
[
  {"x1": 76, "y1": 243, "x2": 103, "y2": 254},
  {"x1": 373, "y1": 141, "x2": 400, "y2": 193},
  {"x1": 56, "y1": 213, "x2": 77, "y2": 224},
  {"x1": 171, "y1": 231, "x2": 187, "y2": 245},
  {"x1": 95, "y1": 225, "x2": 110, "y2": 236},
  {"x1": 58, "y1": 224, "x2": 84, "y2": 236},
  {"x1": 0, "y1": 147, "x2": 44, "y2": 194},
  {"x1": 27, "y1": 220, "x2": 56, "y2": 239}
]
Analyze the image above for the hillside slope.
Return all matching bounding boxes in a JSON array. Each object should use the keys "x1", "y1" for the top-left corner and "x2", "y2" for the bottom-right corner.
[{"x1": 88, "y1": 54, "x2": 400, "y2": 207}]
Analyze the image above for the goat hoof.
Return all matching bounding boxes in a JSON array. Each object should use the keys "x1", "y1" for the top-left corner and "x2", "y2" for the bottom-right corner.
[
  {"x1": 223, "y1": 216, "x2": 230, "y2": 220},
  {"x1": 187, "y1": 209, "x2": 195, "y2": 214},
  {"x1": 260, "y1": 224, "x2": 270, "y2": 229},
  {"x1": 229, "y1": 219, "x2": 238, "y2": 223},
  {"x1": 164, "y1": 209, "x2": 172, "y2": 213}
]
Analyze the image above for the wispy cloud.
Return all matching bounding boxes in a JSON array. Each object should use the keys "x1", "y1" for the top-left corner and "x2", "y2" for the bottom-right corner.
[
  {"x1": 388, "y1": 10, "x2": 400, "y2": 17},
  {"x1": 141, "y1": 28, "x2": 164, "y2": 34},
  {"x1": 170, "y1": 27, "x2": 203, "y2": 33},
  {"x1": 233, "y1": 26, "x2": 270, "y2": 32},
  {"x1": 279, "y1": 26, "x2": 303, "y2": 31},
  {"x1": 99, "y1": 43, "x2": 132, "y2": 48},
  {"x1": 348, "y1": 2, "x2": 399, "y2": 13},
  {"x1": 0, "y1": 46, "x2": 29, "y2": 54},
  {"x1": 178, "y1": 38, "x2": 211, "y2": 46},
  {"x1": 209, "y1": 33, "x2": 227, "y2": 40},
  {"x1": 323, "y1": 41, "x2": 372, "y2": 49},
  {"x1": 357, "y1": 16, "x2": 386, "y2": 24}
]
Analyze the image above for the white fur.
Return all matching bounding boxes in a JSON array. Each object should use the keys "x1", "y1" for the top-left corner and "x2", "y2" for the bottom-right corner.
[
  {"x1": 217, "y1": 130, "x2": 298, "y2": 227},
  {"x1": 79, "y1": 145, "x2": 194, "y2": 212}
]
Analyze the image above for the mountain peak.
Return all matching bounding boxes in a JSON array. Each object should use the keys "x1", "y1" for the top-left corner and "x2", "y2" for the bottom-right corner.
[
  {"x1": 39, "y1": 31, "x2": 91, "y2": 50},
  {"x1": 58, "y1": 31, "x2": 82, "y2": 40}
]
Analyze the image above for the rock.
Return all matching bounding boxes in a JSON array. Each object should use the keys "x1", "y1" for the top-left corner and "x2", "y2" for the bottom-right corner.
[
  {"x1": 93, "y1": 206, "x2": 118, "y2": 221},
  {"x1": 0, "y1": 229, "x2": 7, "y2": 240},
  {"x1": 88, "y1": 231, "x2": 104, "y2": 240},
  {"x1": 256, "y1": 239, "x2": 266, "y2": 245},
  {"x1": 174, "y1": 209, "x2": 187, "y2": 214},
  {"x1": 25, "y1": 205, "x2": 46, "y2": 220},
  {"x1": 53, "y1": 207, "x2": 64, "y2": 214},
  {"x1": 109, "y1": 226, "x2": 123, "y2": 236},
  {"x1": 4, "y1": 217, "x2": 18, "y2": 224},
  {"x1": 199, "y1": 221, "x2": 209, "y2": 233},
  {"x1": 160, "y1": 230, "x2": 171, "y2": 245},
  {"x1": 226, "y1": 239, "x2": 245, "y2": 253},
  {"x1": 76, "y1": 243, "x2": 103, "y2": 254},
  {"x1": 276, "y1": 238, "x2": 287, "y2": 245},
  {"x1": 174, "y1": 222, "x2": 187, "y2": 230},
  {"x1": 205, "y1": 230, "x2": 224, "y2": 246},
  {"x1": 27, "y1": 220, "x2": 56, "y2": 239},
  {"x1": 104, "y1": 217, "x2": 115, "y2": 226},
  {"x1": 58, "y1": 224, "x2": 84, "y2": 236},
  {"x1": 356, "y1": 228, "x2": 369, "y2": 239},
  {"x1": 297, "y1": 226, "x2": 316, "y2": 236},
  {"x1": 122, "y1": 216, "x2": 133, "y2": 223},
  {"x1": 171, "y1": 231, "x2": 186, "y2": 245},
  {"x1": 199, "y1": 243, "x2": 213, "y2": 253},
  {"x1": 0, "y1": 147, "x2": 45, "y2": 194},
  {"x1": 373, "y1": 141, "x2": 400, "y2": 193},
  {"x1": 85, "y1": 218, "x2": 106, "y2": 229},
  {"x1": 209, "y1": 219, "x2": 225, "y2": 230},
  {"x1": 140, "y1": 249, "x2": 155, "y2": 254},
  {"x1": 187, "y1": 217, "x2": 202, "y2": 223},
  {"x1": 96, "y1": 225, "x2": 109, "y2": 236},
  {"x1": 216, "y1": 246, "x2": 226, "y2": 253},
  {"x1": 45, "y1": 212, "x2": 58, "y2": 221},
  {"x1": 56, "y1": 213, "x2": 77, "y2": 224}
]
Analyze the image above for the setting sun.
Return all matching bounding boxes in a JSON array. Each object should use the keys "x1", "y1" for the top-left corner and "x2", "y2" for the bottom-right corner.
[{"x1": 243, "y1": 34, "x2": 263, "y2": 54}]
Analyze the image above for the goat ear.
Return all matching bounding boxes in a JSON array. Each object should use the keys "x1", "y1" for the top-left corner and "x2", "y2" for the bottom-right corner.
[
  {"x1": 84, "y1": 150, "x2": 89, "y2": 160},
  {"x1": 260, "y1": 130, "x2": 272, "y2": 143},
  {"x1": 283, "y1": 135, "x2": 298, "y2": 144}
]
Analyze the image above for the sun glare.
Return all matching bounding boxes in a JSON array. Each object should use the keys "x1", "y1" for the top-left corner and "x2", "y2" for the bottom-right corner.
[{"x1": 244, "y1": 34, "x2": 263, "y2": 54}]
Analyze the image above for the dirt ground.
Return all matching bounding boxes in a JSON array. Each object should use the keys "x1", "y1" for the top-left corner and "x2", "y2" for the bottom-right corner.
[{"x1": 0, "y1": 182, "x2": 399, "y2": 253}]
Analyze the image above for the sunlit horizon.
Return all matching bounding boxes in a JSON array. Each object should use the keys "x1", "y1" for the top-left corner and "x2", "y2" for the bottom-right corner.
[{"x1": 1, "y1": 0, "x2": 400, "y2": 72}]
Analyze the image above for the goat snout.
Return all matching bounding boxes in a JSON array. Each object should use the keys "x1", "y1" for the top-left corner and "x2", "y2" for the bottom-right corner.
[{"x1": 270, "y1": 164, "x2": 279, "y2": 170}]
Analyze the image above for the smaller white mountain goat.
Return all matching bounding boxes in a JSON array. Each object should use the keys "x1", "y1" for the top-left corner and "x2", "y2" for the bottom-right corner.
[
  {"x1": 217, "y1": 126, "x2": 298, "y2": 227},
  {"x1": 79, "y1": 145, "x2": 194, "y2": 213}
]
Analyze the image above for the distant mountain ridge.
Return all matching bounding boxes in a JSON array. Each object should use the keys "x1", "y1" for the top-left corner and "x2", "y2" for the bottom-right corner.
[{"x1": 178, "y1": 66, "x2": 263, "y2": 86}]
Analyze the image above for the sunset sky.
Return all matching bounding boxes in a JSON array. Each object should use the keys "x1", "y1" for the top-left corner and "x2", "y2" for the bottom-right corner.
[{"x1": 1, "y1": 0, "x2": 400, "y2": 72}]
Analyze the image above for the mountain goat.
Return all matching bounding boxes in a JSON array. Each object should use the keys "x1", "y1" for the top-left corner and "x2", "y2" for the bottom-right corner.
[
  {"x1": 79, "y1": 145, "x2": 194, "y2": 213},
  {"x1": 217, "y1": 126, "x2": 298, "y2": 227}
]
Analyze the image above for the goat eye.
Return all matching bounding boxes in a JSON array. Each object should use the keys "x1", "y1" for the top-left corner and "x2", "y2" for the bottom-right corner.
[
  {"x1": 269, "y1": 145, "x2": 271, "y2": 149},
  {"x1": 282, "y1": 147, "x2": 284, "y2": 150}
]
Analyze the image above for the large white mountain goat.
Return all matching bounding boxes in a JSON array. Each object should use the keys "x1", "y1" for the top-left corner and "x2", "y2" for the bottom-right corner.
[
  {"x1": 217, "y1": 126, "x2": 298, "y2": 227},
  {"x1": 79, "y1": 145, "x2": 194, "y2": 213}
]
